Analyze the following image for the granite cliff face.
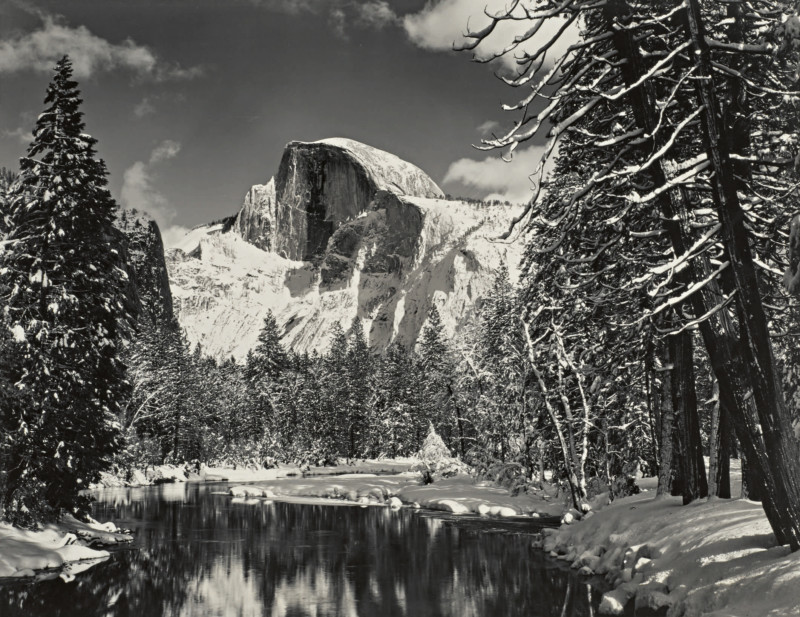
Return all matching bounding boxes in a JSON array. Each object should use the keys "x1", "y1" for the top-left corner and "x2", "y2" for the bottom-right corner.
[
  {"x1": 274, "y1": 138, "x2": 443, "y2": 261},
  {"x1": 233, "y1": 179, "x2": 276, "y2": 252},
  {"x1": 115, "y1": 209, "x2": 174, "y2": 326},
  {"x1": 167, "y1": 138, "x2": 521, "y2": 359}
]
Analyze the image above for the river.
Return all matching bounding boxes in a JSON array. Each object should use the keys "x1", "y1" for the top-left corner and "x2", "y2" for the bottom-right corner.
[{"x1": 0, "y1": 482, "x2": 604, "y2": 616}]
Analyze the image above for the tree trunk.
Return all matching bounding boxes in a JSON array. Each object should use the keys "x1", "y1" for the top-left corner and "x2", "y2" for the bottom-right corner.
[
  {"x1": 522, "y1": 321, "x2": 583, "y2": 509},
  {"x1": 709, "y1": 377, "x2": 732, "y2": 499},
  {"x1": 684, "y1": 0, "x2": 800, "y2": 548},
  {"x1": 605, "y1": 0, "x2": 800, "y2": 548},
  {"x1": 656, "y1": 356, "x2": 675, "y2": 498},
  {"x1": 740, "y1": 450, "x2": 763, "y2": 502},
  {"x1": 708, "y1": 373, "x2": 720, "y2": 498},
  {"x1": 717, "y1": 405, "x2": 732, "y2": 499},
  {"x1": 671, "y1": 330, "x2": 708, "y2": 504},
  {"x1": 557, "y1": 362, "x2": 586, "y2": 499},
  {"x1": 537, "y1": 439, "x2": 546, "y2": 490}
]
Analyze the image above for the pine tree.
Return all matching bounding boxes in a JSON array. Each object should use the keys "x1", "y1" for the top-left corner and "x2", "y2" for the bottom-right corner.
[
  {"x1": 461, "y1": 0, "x2": 800, "y2": 544},
  {"x1": 319, "y1": 322, "x2": 349, "y2": 461},
  {"x1": 0, "y1": 56, "x2": 131, "y2": 522},
  {"x1": 416, "y1": 305, "x2": 457, "y2": 454},
  {"x1": 0, "y1": 167, "x2": 18, "y2": 235},
  {"x1": 245, "y1": 310, "x2": 289, "y2": 444},
  {"x1": 247, "y1": 310, "x2": 288, "y2": 383},
  {"x1": 374, "y1": 345, "x2": 423, "y2": 456},
  {"x1": 344, "y1": 317, "x2": 371, "y2": 458}
]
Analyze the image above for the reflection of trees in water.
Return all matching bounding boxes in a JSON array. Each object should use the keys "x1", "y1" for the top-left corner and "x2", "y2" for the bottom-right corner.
[{"x1": 0, "y1": 486, "x2": 600, "y2": 616}]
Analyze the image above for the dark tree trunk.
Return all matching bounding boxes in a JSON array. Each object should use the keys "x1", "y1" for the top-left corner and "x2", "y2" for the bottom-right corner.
[
  {"x1": 740, "y1": 450, "x2": 764, "y2": 502},
  {"x1": 717, "y1": 404, "x2": 732, "y2": 498},
  {"x1": 709, "y1": 382, "x2": 732, "y2": 499},
  {"x1": 684, "y1": 0, "x2": 800, "y2": 548},
  {"x1": 671, "y1": 331, "x2": 708, "y2": 504},
  {"x1": 670, "y1": 426, "x2": 683, "y2": 497},
  {"x1": 708, "y1": 374, "x2": 720, "y2": 498},
  {"x1": 604, "y1": 0, "x2": 800, "y2": 548}
]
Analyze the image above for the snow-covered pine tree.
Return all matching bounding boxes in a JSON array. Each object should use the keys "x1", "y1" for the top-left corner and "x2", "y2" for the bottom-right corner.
[
  {"x1": 245, "y1": 310, "x2": 289, "y2": 442},
  {"x1": 0, "y1": 56, "x2": 131, "y2": 522},
  {"x1": 0, "y1": 167, "x2": 18, "y2": 235},
  {"x1": 343, "y1": 317, "x2": 372, "y2": 458},
  {"x1": 460, "y1": 0, "x2": 800, "y2": 549},
  {"x1": 417, "y1": 305, "x2": 460, "y2": 454}
]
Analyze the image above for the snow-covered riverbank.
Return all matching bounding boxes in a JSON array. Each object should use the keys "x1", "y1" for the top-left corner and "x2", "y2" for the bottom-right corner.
[
  {"x1": 227, "y1": 473, "x2": 567, "y2": 518},
  {"x1": 542, "y1": 481, "x2": 800, "y2": 616},
  {"x1": 88, "y1": 458, "x2": 424, "y2": 489},
  {"x1": 0, "y1": 516, "x2": 132, "y2": 580}
]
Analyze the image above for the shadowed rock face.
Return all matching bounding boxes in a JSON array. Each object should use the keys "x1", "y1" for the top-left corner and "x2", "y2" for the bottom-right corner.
[
  {"x1": 274, "y1": 139, "x2": 443, "y2": 261},
  {"x1": 115, "y1": 209, "x2": 174, "y2": 326}
]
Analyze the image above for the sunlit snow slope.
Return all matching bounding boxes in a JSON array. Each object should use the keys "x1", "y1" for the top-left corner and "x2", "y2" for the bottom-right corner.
[{"x1": 167, "y1": 139, "x2": 523, "y2": 359}]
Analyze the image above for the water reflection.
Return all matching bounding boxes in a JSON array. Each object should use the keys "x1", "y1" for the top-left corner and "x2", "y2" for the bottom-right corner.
[{"x1": 0, "y1": 484, "x2": 601, "y2": 617}]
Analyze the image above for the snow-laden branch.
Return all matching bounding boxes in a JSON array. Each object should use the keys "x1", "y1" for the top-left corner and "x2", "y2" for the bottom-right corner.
[
  {"x1": 600, "y1": 42, "x2": 690, "y2": 102},
  {"x1": 640, "y1": 260, "x2": 730, "y2": 323},
  {"x1": 624, "y1": 160, "x2": 710, "y2": 204}
]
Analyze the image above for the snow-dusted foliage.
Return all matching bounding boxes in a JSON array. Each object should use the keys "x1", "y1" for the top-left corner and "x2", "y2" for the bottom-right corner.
[
  {"x1": 0, "y1": 56, "x2": 131, "y2": 523},
  {"x1": 459, "y1": 0, "x2": 800, "y2": 546},
  {"x1": 413, "y1": 424, "x2": 469, "y2": 478}
]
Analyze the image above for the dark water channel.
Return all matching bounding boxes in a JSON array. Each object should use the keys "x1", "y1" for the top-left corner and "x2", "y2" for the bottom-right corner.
[{"x1": 0, "y1": 482, "x2": 603, "y2": 617}]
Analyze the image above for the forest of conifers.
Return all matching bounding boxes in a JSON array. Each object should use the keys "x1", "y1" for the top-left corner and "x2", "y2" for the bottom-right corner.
[{"x1": 3, "y1": 0, "x2": 800, "y2": 556}]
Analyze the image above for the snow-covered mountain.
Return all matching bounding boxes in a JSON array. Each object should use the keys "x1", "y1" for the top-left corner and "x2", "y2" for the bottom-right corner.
[{"x1": 167, "y1": 138, "x2": 522, "y2": 359}]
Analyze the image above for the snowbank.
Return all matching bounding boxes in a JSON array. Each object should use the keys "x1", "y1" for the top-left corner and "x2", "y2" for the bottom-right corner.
[
  {"x1": 227, "y1": 473, "x2": 565, "y2": 518},
  {"x1": 397, "y1": 475, "x2": 564, "y2": 517},
  {"x1": 90, "y1": 463, "x2": 303, "y2": 489},
  {"x1": 0, "y1": 516, "x2": 132, "y2": 580},
  {"x1": 541, "y1": 489, "x2": 800, "y2": 616}
]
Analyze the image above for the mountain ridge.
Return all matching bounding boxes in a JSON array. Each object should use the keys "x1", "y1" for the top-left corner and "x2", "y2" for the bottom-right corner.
[{"x1": 166, "y1": 138, "x2": 522, "y2": 359}]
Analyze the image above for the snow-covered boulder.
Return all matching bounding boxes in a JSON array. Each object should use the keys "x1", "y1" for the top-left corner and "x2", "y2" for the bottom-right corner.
[{"x1": 432, "y1": 499, "x2": 470, "y2": 514}]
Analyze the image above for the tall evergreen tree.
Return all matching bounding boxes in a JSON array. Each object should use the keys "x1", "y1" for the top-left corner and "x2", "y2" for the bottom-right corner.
[
  {"x1": 417, "y1": 305, "x2": 457, "y2": 453},
  {"x1": 344, "y1": 317, "x2": 371, "y2": 458},
  {"x1": 0, "y1": 56, "x2": 130, "y2": 521},
  {"x1": 0, "y1": 167, "x2": 18, "y2": 235},
  {"x1": 246, "y1": 310, "x2": 289, "y2": 442}
]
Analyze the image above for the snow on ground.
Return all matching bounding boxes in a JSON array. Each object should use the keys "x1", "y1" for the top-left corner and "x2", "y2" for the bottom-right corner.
[
  {"x1": 542, "y1": 486, "x2": 800, "y2": 616},
  {"x1": 0, "y1": 516, "x2": 132, "y2": 580},
  {"x1": 200, "y1": 465, "x2": 301, "y2": 483},
  {"x1": 398, "y1": 475, "x2": 564, "y2": 517},
  {"x1": 90, "y1": 463, "x2": 303, "y2": 489},
  {"x1": 227, "y1": 471, "x2": 565, "y2": 518}
]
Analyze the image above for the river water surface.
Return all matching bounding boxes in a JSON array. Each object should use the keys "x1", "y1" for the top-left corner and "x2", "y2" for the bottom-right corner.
[{"x1": 0, "y1": 482, "x2": 603, "y2": 617}]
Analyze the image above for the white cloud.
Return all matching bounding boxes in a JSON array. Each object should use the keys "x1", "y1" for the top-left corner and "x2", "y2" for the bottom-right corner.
[
  {"x1": 3, "y1": 126, "x2": 34, "y2": 145},
  {"x1": 356, "y1": 2, "x2": 397, "y2": 28},
  {"x1": 133, "y1": 97, "x2": 156, "y2": 118},
  {"x1": 120, "y1": 140, "x2": 188, "y2": 248},
  {"x1": 402, "y1": 0, "x2": 575, "y2": 71},
  {"x1": 329, "y1": 7, "x2": 349, "y2": 40},
  {"x1": 149, "y1": 140, "x2": 181, "y2": 164},
  {"x1": 477, "y1": 120, "x2": 500, "y2": 135},
  {"x1": 251, "y1": 0, "x2": 397, "y2": 37},
  {"x1": 443, "y1": 144, "x2": 550, "y2": 205},
  {"x1": 0, "y1": 14, "x2": 203, "y2": 80}
]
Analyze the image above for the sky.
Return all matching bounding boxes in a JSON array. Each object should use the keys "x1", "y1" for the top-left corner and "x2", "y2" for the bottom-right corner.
[{"x1": 0, "y1": 0, "x2": 560, "y2": 246}]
